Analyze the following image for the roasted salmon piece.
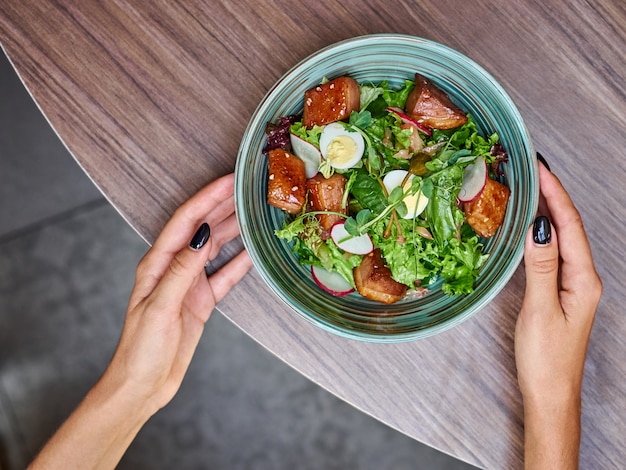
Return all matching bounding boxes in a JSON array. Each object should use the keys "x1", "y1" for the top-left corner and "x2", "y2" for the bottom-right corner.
[
  {"x1": 405, "y1": 73, "x2": 468, "y2": 130},
  {"x1": 267, "y1": 148, "x2": 307, "y2": 214},
  {"x1": 302, "y1": 76, "x2": 360, "y2": 129},
  {"x1": 306, "y1": 173, "x2": 348, "y2": 235},
  {"x1": 463, "y1": 177, "x2": 511, "y2": 238},
  {"x1": 354, "y1": 249, "x2": 407, "y2": 304}
]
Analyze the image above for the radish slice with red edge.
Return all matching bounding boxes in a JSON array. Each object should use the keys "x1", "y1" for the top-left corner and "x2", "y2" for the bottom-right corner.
[
  {"x1": 311, "y1": 265, "x2": 354, "y2": 296},
  {"x1": 289, "y1": 133, "x2": 322, "y2": 178},
  {"x1": 330, "y1": 222, "x2": 374, "y2": 255},
  {"x1": 458, "y1": 156, "x2": 488, "y2": 202},
  {"x1": 386, "y1": 106, "x2": 432, "y2": 136}
]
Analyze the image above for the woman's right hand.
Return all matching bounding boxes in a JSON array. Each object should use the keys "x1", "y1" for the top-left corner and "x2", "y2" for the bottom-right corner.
[{"x1": 515, "y1": 162, "x2": 602, "y2": 468}]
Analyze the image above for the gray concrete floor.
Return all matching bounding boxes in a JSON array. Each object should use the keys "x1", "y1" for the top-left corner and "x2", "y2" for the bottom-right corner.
[{"x1": 0, "y1": 50, "x2": 476, "y2": 469}]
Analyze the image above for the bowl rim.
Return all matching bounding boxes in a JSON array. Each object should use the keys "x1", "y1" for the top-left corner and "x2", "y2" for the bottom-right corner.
[{"x1": 235, "y1": 33, "x2": 538, "y2": 342}]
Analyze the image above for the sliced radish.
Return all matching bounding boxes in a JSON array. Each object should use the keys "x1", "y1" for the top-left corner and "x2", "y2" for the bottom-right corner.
[
  {"x1": 290, "y1": 133, "x2": 322, "y2": 178},
  {"x1": 330, "y1": 222, "x2": 374, "y2": 255},
  {"x1": 386, "y1": 106, "x2": 432, "y2": 136},
  {"x1": 458, "y1": 156, "x2": 488, "y2": 202},
  {"x1": 311, "y1": 265, "x2": 354, "y2": 296}
]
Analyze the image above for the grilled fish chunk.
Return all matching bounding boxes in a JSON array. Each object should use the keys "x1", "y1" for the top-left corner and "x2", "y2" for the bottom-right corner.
[
  {"x1": 354, "y1": 249, "x2": 407, "y2": 304},
  {"x1": 306, "y1": 173, "x2": 348, "y2": 235},
  {"x1": 463, "y1": 177, "x2": 511, "y2": 238},
  {"x1": 267, "y1": 148, "x2": 306, "y2": 214},
  {"x1": 405, "y1": 73, "x2": 468, "y2": 130},
  {"x1": 303, "y1": 76, "x2": 360, "y2": 129}
]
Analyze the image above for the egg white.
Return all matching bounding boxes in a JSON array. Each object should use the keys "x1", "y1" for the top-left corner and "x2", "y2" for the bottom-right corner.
[
  {"x1": 383, "y1": 169, "x2": 429, "y2": 219},
  {"x1": 319, "y1": 123, "x2": 365, "y2": 169}
]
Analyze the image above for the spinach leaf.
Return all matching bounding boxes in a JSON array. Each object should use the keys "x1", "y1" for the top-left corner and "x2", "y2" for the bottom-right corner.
[
  {"x1": 350, "y1": 169, "x2": 388, "y2": 215},
  {"x1": 366, "y1": 95, "x2": 390, "y2": 118},
  {"x1": 349, "y1": 110, "x2": 372, "y2": 130},
  {"x1": 426, "y1": 165, "x2": 464, "y2": 247}
]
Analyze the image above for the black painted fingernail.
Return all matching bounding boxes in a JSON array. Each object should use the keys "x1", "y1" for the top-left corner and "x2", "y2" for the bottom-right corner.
[
  {"x1": 533, "y1": 216, "x2": 551, "y2": 245},
  {"x1": 189, "y1": 223, "x2": 211, "y2": 250},
  {"x1": 536, "y1": 152, "x2": 551, "y2": 172}
]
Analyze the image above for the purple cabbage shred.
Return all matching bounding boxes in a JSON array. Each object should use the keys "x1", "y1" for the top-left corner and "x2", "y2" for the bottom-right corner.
[
  {"x1": 262, "y1": 114, "x2": 300, "y2": 154},
  {"x1": 490, "y1": 143, "x2": 508, "y2": 176}
]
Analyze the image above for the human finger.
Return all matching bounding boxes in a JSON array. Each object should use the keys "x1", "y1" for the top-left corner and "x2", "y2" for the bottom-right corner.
[
  {"x1": 522, "y1": 215, "x2": 561, "y2": 314},
  {"x1": 134, "y1": 175, "x2": 235, "y2": 299},
  {"x1": 537, "y1": 165, "x2": 596, "y2": 286},
  {"x1": 149, "y1": 223, "x2": 214, "y2": 309},
  {"x1": 142, "y1": 194, "x2": 236, "y2": 282},
  {"x1": 535, "y1": 158, "x2": 551, "y2": 218},
  {"x1": 151, "y1": 174, "x2": 235, "y2": 258},
  {"x1": 206, "y1": 213, "x2": 241, "y2": 262},
  {"x1": 207, "y1": 250, "x2": 252, "y2": 304}
]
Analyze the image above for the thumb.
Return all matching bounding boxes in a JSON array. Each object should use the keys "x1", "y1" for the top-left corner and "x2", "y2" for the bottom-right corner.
[{"x1": 523, "y1": 216, "x2": 560, "y2": 309}]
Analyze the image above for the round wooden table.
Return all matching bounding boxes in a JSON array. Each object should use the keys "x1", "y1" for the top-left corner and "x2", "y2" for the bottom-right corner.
[{"x1": 2, "y1": 1, "x2": 625, "y2": 467}]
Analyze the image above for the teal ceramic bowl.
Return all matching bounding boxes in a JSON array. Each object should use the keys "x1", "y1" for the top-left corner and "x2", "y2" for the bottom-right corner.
[{"x1": 235, "y1": 34, "x2": 537, "y2": 342}]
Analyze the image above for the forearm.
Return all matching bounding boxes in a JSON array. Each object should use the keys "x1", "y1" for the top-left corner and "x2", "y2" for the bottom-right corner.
[
  {"x1": 29, "y1": 373, "x2": 155, "y2": 469},
  {"x1": 523, "y1": 392, "x2": 581, "y2": 470}
]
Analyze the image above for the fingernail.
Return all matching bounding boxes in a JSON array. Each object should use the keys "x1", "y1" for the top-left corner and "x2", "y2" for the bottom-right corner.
[
  {"x1": 533, "y1": 216, "x2": 551, "y2": 245},
  {"x1": 189, "y1": 223, "x2": 211, "y2": 250},
  {"x1": 536, "y1": 152, "x2": 551, "y2": 172}
]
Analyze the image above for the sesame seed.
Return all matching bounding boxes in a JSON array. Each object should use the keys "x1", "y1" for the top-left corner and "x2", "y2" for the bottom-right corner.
[
  {"x1": 269, "y1": 174, "x2": 275, "y2": 180},
  {"x1": 292, "y1": 186, "x2": 298, "y2": 191}
]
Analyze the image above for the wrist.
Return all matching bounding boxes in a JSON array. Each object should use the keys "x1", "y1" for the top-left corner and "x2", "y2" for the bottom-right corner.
[
  {"x1": 523, "y1": 392, "x2": 581, "y2": 432},
  {"x1": 522, "y1": 388, "x2": 581, "y2": 469},
  {"x1": 29, "y1": 368, "x2": 157, "y2": 468},
  {"x1": 92, "y1": 367, "x2": 160, "y2": 426},
  {"x1": 522, "y1": 381, "x2": 581, "y2": 415}
]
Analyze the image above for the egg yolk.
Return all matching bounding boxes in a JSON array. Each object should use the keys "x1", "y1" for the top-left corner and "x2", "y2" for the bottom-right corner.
[{"x1": 325, "y1": 136, "x2": 357, "y2": 167}]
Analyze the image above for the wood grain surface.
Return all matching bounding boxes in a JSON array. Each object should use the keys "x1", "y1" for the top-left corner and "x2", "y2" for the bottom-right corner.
[{"x1": 2, "y1": 1, "x2": 625, "y2": 468}]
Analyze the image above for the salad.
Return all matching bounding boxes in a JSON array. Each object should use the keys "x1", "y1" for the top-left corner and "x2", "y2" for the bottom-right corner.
[{"x1": 263, "y1": 73, "x2": 510, "y2": 304}]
